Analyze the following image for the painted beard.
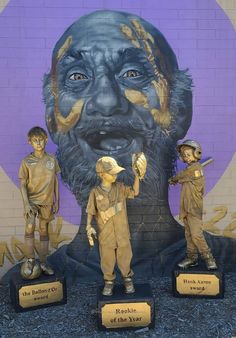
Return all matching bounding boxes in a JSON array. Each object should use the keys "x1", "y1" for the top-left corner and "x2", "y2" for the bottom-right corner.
[{"x1": 54, "y1": 114, "x2": 176, "y2": 208}]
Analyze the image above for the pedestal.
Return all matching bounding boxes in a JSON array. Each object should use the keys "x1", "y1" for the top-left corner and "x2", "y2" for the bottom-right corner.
[
  {"x1": 10, "y1": 272, "x2": 67, "y2": 312},
  {"x1": 97, "y1": 283, "x2": 155, "y2": 331},
  {"x1": 172, "y1": 269, "x2": 224, "y2": 298}
]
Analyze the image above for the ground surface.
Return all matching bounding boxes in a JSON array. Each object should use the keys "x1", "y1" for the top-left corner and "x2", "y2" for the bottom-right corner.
[{"x1": 0, "y1": 274, "x2": 236, "y2": 338}]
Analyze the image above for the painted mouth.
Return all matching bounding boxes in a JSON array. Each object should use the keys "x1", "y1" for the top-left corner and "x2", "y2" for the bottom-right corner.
[{"x1": 87, "y1": 131, "x2": 133, "y2": 153}]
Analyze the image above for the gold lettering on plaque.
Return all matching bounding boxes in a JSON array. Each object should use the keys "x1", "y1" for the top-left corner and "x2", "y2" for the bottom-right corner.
[
  {"x1": 176, "y1": 273, "x2": 220, "y2": 296},
  {"x1": 101, "y1": 302, "x2": 151, "y2": 328},
  {"x1": 19, "y1": 281, "x2": 63, "y2": 308}
]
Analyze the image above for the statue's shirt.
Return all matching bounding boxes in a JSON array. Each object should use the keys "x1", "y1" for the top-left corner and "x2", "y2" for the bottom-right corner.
[
  {"x1": 19, "y1": 153, "x2": 60, "y2": 205},
  {"x1": 86, "y1": 182, "x2": 135, "y2": 248},
  {"x1": 175, "y1": 162, "x2": 204, "y2": 221}
]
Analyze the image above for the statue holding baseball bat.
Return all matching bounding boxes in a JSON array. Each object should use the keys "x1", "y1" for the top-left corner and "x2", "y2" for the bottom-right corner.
[
  {"x1": 86, "y1": 153, "x2": 147, "y2": 296},
  {"x1": 169, "y1": 140, "x2": 217, "y2": 270}
]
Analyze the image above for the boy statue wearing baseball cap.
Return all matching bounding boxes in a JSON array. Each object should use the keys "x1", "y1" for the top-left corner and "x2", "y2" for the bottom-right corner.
[
  {"x1": 86, "y1": 154, "x2": 147, "y2": 296},
  {"x1": 169, "y1": 140, "x2": 217, "y2": 270},
  {"x1": 19, "y1": 126, "x2": 60, "y2": 279}
]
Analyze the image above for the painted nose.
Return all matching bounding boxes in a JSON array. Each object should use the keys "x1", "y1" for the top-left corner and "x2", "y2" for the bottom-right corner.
[{"x1": 87, "y1": 75, "x2": 126, "y2": 117}]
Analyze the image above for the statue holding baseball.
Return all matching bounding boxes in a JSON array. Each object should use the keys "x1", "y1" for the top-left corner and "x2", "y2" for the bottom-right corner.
[{"x1": 86, "y1": 153, "x2": 147, "y2": 296}]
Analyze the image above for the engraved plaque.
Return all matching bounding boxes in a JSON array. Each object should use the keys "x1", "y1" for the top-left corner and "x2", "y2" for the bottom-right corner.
[
  {"x1": 101, "y1": 302, "x2": 151, "y2": 329},
  {"x1": 19, "y1": 281, "x2": 63, "y2": 308},
  {"x1": 97, "y1": 283, "x2": 155, "y2": 331},
  {"x1": 10, "y1": 273, "x2": 67, "y2": 312},
  {"x1": 173, "y1": 271, "x2": 224, "y2": 298}
]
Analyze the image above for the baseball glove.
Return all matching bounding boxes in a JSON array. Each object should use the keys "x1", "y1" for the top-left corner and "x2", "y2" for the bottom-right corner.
[{"x1": 132, "y1": 152, "x2": 147, "y2": 179}]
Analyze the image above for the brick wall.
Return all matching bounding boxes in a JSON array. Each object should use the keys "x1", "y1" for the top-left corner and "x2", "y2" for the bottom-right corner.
[{"x1": 0, "y1": 0, "x2": 236, "y2": 278}]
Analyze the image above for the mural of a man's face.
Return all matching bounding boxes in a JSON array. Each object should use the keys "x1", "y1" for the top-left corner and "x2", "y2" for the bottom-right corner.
[{"x1": 43, "y1": 10, "x2": 192, "y2": 207}]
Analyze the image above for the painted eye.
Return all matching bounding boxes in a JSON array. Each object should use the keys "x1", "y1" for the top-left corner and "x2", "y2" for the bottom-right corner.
[
  {"x1": 123, "y1": 70, "x2": 141, "y2": 78},
  {"x1": 69, "y1": 73, "x2": 88, "y2": 80}
]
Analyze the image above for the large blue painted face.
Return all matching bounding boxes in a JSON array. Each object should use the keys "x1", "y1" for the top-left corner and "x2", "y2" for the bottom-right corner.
[
  {"x1": 43, "y1": 10, "x2": 192, "y2": 205},
  {"x1": 53, "y1": 19, "x2": 159, "y2": 156}
]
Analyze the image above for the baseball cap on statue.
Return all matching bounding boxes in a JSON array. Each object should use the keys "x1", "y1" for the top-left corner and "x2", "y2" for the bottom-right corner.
[{"x1": 96, "y1": 157, "x2": 125, "y2": 174}]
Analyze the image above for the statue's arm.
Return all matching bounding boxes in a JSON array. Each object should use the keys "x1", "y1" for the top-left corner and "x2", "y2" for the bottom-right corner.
[
  {"x1": 169, "y1": 168, "x2": 196, "y2": 184},
  {"x1": 19, "y1": 179, "x2": 33, "y2": 218},
  {"x1": 86, "y1": 213, "x2": 97, "y2": 246},
  {"x1": 133, "y1": 175, "x2": 140, "y2": 196}
]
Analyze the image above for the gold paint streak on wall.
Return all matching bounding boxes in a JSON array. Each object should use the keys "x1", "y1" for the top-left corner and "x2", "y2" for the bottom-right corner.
[
  {"x1": 0, "y1": 242, "x2": 14, "y2": 266},
  {"x1": 54, "y1": 99, "x2": 84, "y2": 133},
  {"x1": 11, "y1": 237, "x2": 29, "y2": 261},
  {"x1": 125, "y1": 88, "x2": 171, "y2": 128},
  {"x1": 151, "y1": 80, "x2": 171, "y2": 128},
  {"x1": 222, "y1": 212, "x2": 236, "y2": 239},
  {"x1": 203, "y1": 206, "x2": 227, "y2": 235},
  {"x1": 51, "y1": 36, "x2": 85, "y2": 133},
  {"x1": 124, "y1": 89, "x2": 149, "y2": 109},
  {"x1": 150, "y1": 107, "x2": 171, "y2": 128},
  {"x1": 150, "y1": 108, "x2": 161, "y2": 124},
  {"x1": 147, "y1": 32, "x2": 154, "y2": 44},
  {"x1": 131, "y1": 19, "x2": 151, "y2": 41},
  {"x1": 216, "y1": 0, "x2": 236, "y2": 30},
  {"x1": 120, "y1": 25, "x2": 140, "y2": 48},
  {"x1": 121, "y1": 19, "x2": 171, "y2": 129},
  {"x1": 120, "y1": 20, "x2": 163, "y2": 81},
  {"x1": 130, "y1": 19, "x2": 162, "y2": 80},
  {"x1": 57, "y1": 36, "x2": 73, "y2": 60},
  {"x1": 49, "y1": 216, "x2": 71, "y2": 249},
  {"x1": 0, "y1": 0, "x2": 10, "y2": 14}
]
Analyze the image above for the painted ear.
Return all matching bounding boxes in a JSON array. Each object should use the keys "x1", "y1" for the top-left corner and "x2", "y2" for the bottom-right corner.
[{"x1": 169, "y1": 69, "x2": 193, "y2": 141}]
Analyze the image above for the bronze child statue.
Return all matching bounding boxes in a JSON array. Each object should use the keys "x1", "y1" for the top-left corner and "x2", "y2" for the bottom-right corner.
[
  {"x1": 169, "y1": 140, "x2": 217, "y2": 270},
  {"x1": 86, "y1": 154, "x2": 147, "y2": 296},
  {"x1": 19, "y1": 127, "x2": 60, "y2": 279}
]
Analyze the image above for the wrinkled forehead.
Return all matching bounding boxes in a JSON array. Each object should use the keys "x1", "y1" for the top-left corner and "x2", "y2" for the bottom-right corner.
[{"x1": 54, "y1": 20, "x2": 138, "y2": 59}]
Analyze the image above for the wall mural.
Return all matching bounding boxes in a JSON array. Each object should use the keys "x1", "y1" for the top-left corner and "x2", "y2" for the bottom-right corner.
[
  {"x1": 42, "y1": 10, "x2": 193, "y2": 279},
  {"x1": 1, "y1": 1, "x2": 236, "y2": 281}
]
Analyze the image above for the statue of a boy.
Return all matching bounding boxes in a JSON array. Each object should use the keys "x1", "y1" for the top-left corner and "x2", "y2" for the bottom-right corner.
[
  {"x1": 19, "y1": 126, "x2": 60, "y2": 279},
  {"x1": 169, "y1": 140, "x2": 217, "y2": 270},
  {"x1": 86, "y1": 154, "x2": 147, "y2": 296}
]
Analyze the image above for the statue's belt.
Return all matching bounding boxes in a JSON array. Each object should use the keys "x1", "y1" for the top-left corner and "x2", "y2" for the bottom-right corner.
[{"x1": 99, "y1": 202, "x2": 123, "y2": 224}]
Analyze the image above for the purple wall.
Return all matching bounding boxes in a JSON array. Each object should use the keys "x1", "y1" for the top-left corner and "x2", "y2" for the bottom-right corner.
[{"x1": 0, "y1": 0, "x2": 236, "y2": 221}]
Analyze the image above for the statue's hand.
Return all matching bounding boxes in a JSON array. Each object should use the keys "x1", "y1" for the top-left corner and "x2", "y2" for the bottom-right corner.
[
  {"x1": 132, "y1": 152, "x2": 147, "y2": 179},
  {"x1": 24, "y1": 204, "x2": 34, "y2": 218},
  {"x1": 86, "y1": 226, "x2": 97, "y2": 246}
]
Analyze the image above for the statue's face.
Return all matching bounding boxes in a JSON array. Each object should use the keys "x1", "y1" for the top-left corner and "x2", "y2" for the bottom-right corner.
[
  {"x1": 100, "y1": 172, "x2": 118, "y2": 184},
  {"x1": 180, "y1": 147, "x2": 196, "y2": 165},
  {"x1": 29, "y1": 135, "x2": 47, "y2": 152},
  {"x1": 44, "y1": 12, "x2": 192, "y2": 206}
]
